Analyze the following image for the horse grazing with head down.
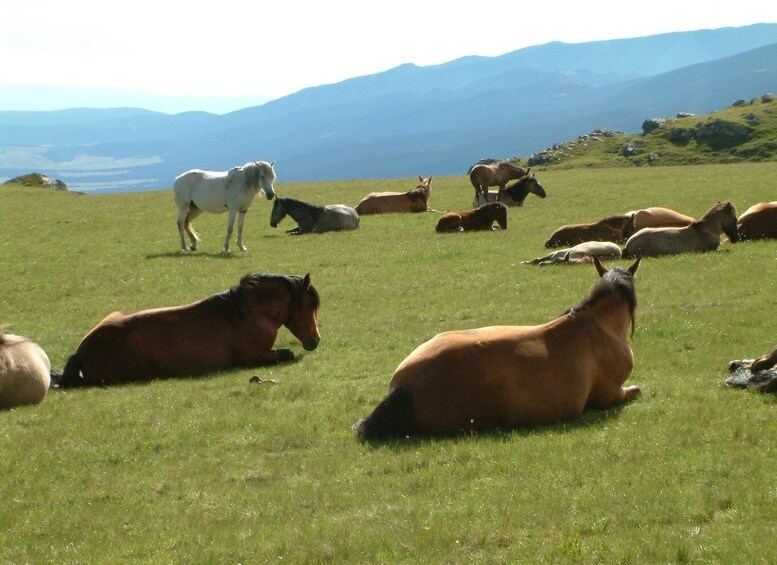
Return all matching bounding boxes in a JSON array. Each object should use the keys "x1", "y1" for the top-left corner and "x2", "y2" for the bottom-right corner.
[
  {"x1": 436, "y1": 202, "x2": 508, "y2": 232},
  {"x1": 472, "y1": 171, "x2": 546, "y2": 208},
  {"x1": 174, "y1": 161, "x2": 276, "y2": 253},
  {"x1": 354, "y1": 177, "x2": 432, "y2": 215},
  {"x1": 354, "y1": 257, "x2": 642, "y2": 439},
  {"x1": 0, "y1": 331, "x2": 51, "y2": 409},
  {"x1": 469, "y1": 162, "x2": 529, "y2": 203},
  {"x1": 623, "y1": 201, "x2": 739, "y2": 258},
  {"x1": 736, "y1": 201, "x2": 777, "y2": 240},
  {"x1": 54, "y1": 273, "x2": 320, "y2": 387},
  {"x1": 270, "y1": 197, "x2": 360, "y2": 234},
  {"x1": 545, "y1": 215, "x2": 635, "y2": 248}
]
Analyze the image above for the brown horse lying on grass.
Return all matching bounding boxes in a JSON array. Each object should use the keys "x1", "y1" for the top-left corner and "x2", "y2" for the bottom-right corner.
[
  {"x1": 736, "y1": 201, "x2": 777, "y2": 240},
  {"x1": 545, "y1": 215, "x2": 635, "y2": 248},
  {"x1": 627, "y1": 207, "x2": 695, "y2": 231},
  {"x1": 354, "y1": 177, "x2": 432, "y2": 215},
  {"x1": 436, "y1": 202, "x2": 508, "y2": 232},
  {"x1": 354, "y1": 257, "x2": 641, "y2": 439},
  {"x1": 728, "y1": 344, "x2": 777, "y2": 393},
  {"x1": 55, "y1": 273, "x2": 321, "y2": 387}
]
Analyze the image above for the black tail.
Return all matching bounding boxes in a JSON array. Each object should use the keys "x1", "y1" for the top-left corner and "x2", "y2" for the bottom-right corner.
[
  {"x1": 353, "y1": 387, "x2": 417, "y2": 441},
  {"x1": 52, "y1": 353, "x2": 86, "y2": 388}
]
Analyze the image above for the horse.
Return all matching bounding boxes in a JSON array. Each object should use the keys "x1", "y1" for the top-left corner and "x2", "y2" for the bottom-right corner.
[
  {"x1": 623, "y1": 201, "x2": 739, "y2": 258},
  {"x1": 469, "y1": 162, "x2": 529, "y2": 203},
  {"x1": 545, "y1": 215, "x2": 635, "y2": 248},
  {"x1": 0, "y1": 331, "x2": 51, "y2": 409},
  {"x1": 471, "y1": 171, "x2": 547, "y2": 208},
  {"x1": 354, "y1": 256, "x2": 641, "y2": 439},
  {"x1": 173, "y1": 161, "x2": 276, "y2": 253},
  {"x1": 354, "y1": 177, "x2": 432, "y2": 215},
  {"x1": 436, "y1": 202, "x2": 508, "y2": 232},
  {"x1": 728, "y1": 345, "x2": 777, "y2": 393},
  {"x1": 270, "y1": 197, "x2": 360, "y2": 234},
  {"x1": 521, "y1": 241, "x2": 622, "y2": 266},
  {"x1": 54, "y1": 273, "x2": 320, "y2": 387},
  {"x1": 736, "y1": 201, "x2": 777, "y2": 240},
  {"x1": 626, "y1": 207, "x2": 695, "y2": 231}
]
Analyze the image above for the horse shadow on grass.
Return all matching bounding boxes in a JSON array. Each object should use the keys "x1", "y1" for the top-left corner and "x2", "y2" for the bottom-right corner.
[{"x1": 145, "y1": 251, "x2": 245, "y2": 260}]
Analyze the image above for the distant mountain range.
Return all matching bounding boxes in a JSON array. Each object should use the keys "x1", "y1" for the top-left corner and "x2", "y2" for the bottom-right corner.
[{"x1": 2, "y1": 23, "x2": 777, "y2": 192}]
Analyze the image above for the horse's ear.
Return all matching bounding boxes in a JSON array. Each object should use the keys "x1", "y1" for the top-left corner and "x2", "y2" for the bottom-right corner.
[
  {"x1": 627, "y1": 257, "x2": 641, "y2": 276},
  {"x1": 592, "y1": 255, "x2": 607, "y2": 277},
  {"x1": 303, "y1": 273, "x2": 311, "y2": 289},
  {"x1": 271, "y1": 161, "x2": 275, "y2": 168},
  {"x1": 418, "y1": 176, "x2": 423, "y2": 182}
]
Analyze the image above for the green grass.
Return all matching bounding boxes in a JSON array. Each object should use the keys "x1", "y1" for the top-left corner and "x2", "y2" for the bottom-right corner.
[{"x1": 1, "y1": 164, "x2": 776, "y2": 563}]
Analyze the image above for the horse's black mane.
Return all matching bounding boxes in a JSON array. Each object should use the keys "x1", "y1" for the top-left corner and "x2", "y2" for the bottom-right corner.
[
  {"x1": 279, "y1": 197, "x2": 325, "y2": 220},
  {"x1": 567, "y1": 268, "x2": 638, "y2": 335},
  {"x1": 208, "y1": 273, "x2": 320, "y2": 319}
]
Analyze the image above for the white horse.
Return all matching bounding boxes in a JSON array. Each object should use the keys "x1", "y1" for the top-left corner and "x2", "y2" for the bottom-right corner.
[
  {"x1": 174, "y1": 161, "x2": 276, "y2": 253},
  {"x1": 0, "y1": 332, "x2": 51, "y2": 409}
]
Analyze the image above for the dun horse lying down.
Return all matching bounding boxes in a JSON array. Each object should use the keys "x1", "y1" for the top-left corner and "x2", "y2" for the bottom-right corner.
[
  {"x1": 626, "y1": 207, "x2": 695, "y2": 231},
  {"x1": 736, "y1": 201, "x2": 777, "y2": 240},
  {"x1": 354, "y1": 177, "x2": 432, "y2": 215},
  {"x1": 436, "y1": 202, "x2": 507, "y2": 232},
  {"x1": 521, "y1": 241, "x2": 622, "y2": 266},
  {"x1": 55, "y1": 273, "x2": 320, "y2": 387},
  {"x1": 545, "y1": 215, "x2": 634, "y2": 248},
  {"x1": 0, "y1": 331, "x2": 51, "y2": 409},
  {"x1": 355, "y1": 257, "x2": 642, "y2": 438}
]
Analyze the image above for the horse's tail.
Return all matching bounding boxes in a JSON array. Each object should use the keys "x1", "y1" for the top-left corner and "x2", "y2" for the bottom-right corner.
[
  {"x1": 52, "y1": 353, "x2": 86, "y2": 388},
  {"x1": 353, "y1": 387, "x2": 416, "y2": 441}
]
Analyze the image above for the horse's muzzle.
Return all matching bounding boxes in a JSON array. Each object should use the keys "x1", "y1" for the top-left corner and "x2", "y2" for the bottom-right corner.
[
  {"x1": 265, "y1": 192, "x2": 275, "y2": 200},
  {"x1": 303, "y1": 335, "x2": 320, "y2": 351}
]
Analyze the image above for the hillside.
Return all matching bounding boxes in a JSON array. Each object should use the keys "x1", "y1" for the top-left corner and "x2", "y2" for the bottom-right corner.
[
  {"x1": 523, "y1": 94, "x2": 777, "y2": 169},
  {"x1": 1, "y1": 24, "x2": 777, "y2": 191}
]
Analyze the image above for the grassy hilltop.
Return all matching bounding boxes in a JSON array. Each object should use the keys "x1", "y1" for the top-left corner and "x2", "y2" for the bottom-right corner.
[{"x1": 1, "y1": 154, "x2": 776, "y2": 560}]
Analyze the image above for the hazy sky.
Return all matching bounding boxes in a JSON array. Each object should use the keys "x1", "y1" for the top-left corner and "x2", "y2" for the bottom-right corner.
[{"x1": 2, "y1": 0, "x2": 776, "y2": 100}]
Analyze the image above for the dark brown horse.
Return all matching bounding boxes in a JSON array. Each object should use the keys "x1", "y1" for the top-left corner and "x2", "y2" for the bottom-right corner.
[
  {"x1": 472, "y1": 172, "x2": 546, "y2": 208},
  {"x1": 354, "y1": 257, "x2": 641, "y2": 438},
  {"x1": 55, "y1": 273, "x2": 320, "y2": 387},
  {"x1": 436, "y1": 202, "x2": 508, "y2": 232},
  {"x1": 737, "y1": 201, "x2": 777, "y2": 240},
  {"x1": 354, "y1": 177, "x2": 432, "y2": 215},
  {"x1": 469, "y1": 162, "x2": 529, "y2": 203},
  {"x1": 545, "y1": 215, "x2": 635, "y2": 248}
]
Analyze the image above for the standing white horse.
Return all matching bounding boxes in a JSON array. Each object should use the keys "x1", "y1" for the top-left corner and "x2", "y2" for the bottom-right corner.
[
  {"x1": 174, "y1": 161, "x2": 276, "y2": 253},
  {"x1": 0, "y1": 331, "x2": 51, "y2": 409}
]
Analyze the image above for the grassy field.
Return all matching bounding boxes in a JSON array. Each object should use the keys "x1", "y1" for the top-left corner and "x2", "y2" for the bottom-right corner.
[{"x1": 1, "y1": 163, "x2": 776, "y2": 563}]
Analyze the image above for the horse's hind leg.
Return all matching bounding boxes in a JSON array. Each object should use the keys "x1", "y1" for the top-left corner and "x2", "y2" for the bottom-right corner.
[
  {"x1": 224, "y1": 209, "x2": 238, "y2": 253},
  {"x1": 184, "y1": 207, "x2": 203, "y2": 250},
  {"x1": 177, "y1": 206, "x2": 191, "y2": 251},
  {"x1": 235, "y1": 210, "x2": 248, "y2": 251}
]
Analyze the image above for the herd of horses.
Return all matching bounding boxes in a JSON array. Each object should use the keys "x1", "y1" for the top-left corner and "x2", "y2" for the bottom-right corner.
[{"x1": 2, "y1": 159, "x2": 776, "y2": 440}]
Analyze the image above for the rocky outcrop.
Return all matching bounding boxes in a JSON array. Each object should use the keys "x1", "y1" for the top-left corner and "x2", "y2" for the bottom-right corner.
[
  {"x1": 3, "y1": 173, "x2": 68, "y2": 190},
  {"x1": 528, "y1": 129, "x2": 623, "y2": 166}
]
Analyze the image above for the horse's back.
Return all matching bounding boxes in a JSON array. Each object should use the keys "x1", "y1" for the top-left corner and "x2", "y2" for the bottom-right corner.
[
  {"x1": 631, "y1": 207, "x2": 695, "y2": 230},
  {"x1": 0, "y1": 335, "x2": 51, "y2": 409},
  {"x1": 355, "y1": 192, "x2": 418, "y2": 214},
  {"x1": 738, "y1": 202, "x2": 777, "y2": 239},
  {"x1": 173, "y1": 168, "x2": 231, "y2": 211},
  {"x1": 623, "y1": 226, "x2": 688, "y2": 257},
  {"x1": 319, "y1": 204, "x2": 360, "y2": 231}
]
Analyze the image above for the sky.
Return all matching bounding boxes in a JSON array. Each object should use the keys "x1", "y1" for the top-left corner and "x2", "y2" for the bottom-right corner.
[{"x1": 2, "y1": 0, "x2": 777, "y2": 104}]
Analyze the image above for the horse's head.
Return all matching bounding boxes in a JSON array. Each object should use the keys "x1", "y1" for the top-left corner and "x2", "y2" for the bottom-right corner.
[
  {"x1": 285, "y1": 273, "x2": 321, "y2": 351},
  {"x1": 506, "y1": 171, "x2": 546, "y2": 206},
  {"x1": 269, "y1": 197, "x2": 286, "y2": 228},
  {"x1": 592, "y1": 256, "x2": 640, "y2": 335},
  {"x1": 494, "y1": 203, "x2": 508, "y2": 229},
  {"x1": 601, "y1": 215, "x2": 634, "y2": 238},
  {"x1": 254, "y1": 160, "x2": 276, "y2": 200},
  {"x1": 721, "y1": 201, "x2": 740, "y2": 243}
]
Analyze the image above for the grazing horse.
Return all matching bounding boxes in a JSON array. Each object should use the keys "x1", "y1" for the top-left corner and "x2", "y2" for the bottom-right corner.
[
  {"x1": 736, "y1": 201, "x2": 777, "y2": 240},
  {"x1": 472, "y1": 172, "x2": 547, "y2": 208},
  {"x1": 626, "y1": 207, "x2": 695, "y2": 231},
  {"x1": 623, "y1": 201, "x2": 739, "y2": 258},
  {"x1": 521, "y1": 241, "x2": 622, "y2": 266},
  {"x1": 354, "y1": 257, "x2": 641, "y2": 439},
  {"x1": 54, "y1": 273, "x2": 320, "y2": 387},
  {"x1": 174, "y1": 161, "x2": 276, "y2": 253},
  {"x1": 545, "y1": 215, "x2": 635, "y2": 248},
  {"x1": 436, "y1": 202, "x2": 508, "y2": 232},
  {"x1": 354, "y1": 177, "x2": 432, "y2": 215},
  {"x1": 270, "y1": 197, "x2": 360, "y2": 234},
  {"x1": 469, "y1": 162, "x2": 529, "y2": 203},
  {"x1": 0, "y1": 331, "x2": 51, "y2": 409}
]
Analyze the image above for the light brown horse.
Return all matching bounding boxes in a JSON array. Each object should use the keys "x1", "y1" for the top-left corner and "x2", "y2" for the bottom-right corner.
[
  {"x1": 472, "y1": 171, "x2": 546, "y2": 208},
  {"x1": 469, "y1": 162, "x2": 529, "y2": 203},
  {"x1": 0, "y1": 331, "x2": 51, "y2": 409},
  {"x1": 737, "y1": 201, "x2": 777, "y2": 240},
  {"x1": 436, "y1": 202, "x2": 508, "y2": 232},
  {"x1": 354, "y1": 177, "x2": 432, "y2": 215},
  {"x1": 55, "y1": 273, "x2": 321, "y2": 387},
  {"x1": 627, "y1": 207, "x2": 695, "y2": 231},
  {"x1": 521, "y1": 241, "x2": 622, "y2": 266},
  {"x1": 354, "y1": 257, "x2": 641, "y2": 438},
  {"x1": 623, "y1": 201, "x2": 739, "y2": 258},
  {"x1": 544, "y1": 215, "x2": 635, "y2": 248}
]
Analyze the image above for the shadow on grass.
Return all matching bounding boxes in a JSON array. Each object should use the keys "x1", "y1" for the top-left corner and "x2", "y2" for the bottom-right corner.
[{"x1": 145, "y1": 251, "x2": 244, "y2": 259}]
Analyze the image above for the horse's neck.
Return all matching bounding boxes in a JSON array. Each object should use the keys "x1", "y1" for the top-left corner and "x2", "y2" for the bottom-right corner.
[
  {"x1": 508, "y1": 182, "x2": 529, "y2": 204},
  {"x1": 567, "y1": 293, "x2": 633, "y2": 342}
]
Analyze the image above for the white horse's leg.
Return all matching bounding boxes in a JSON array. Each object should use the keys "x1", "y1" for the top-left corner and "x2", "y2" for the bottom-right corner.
[
  {"x1": 224, "y1": 208, "x2": 238, "y2": 253},
  {"x1": 177, "y1": 206, "x2": 191, "y2": 251},
  {"x1": 185, "y1": 207, "x2": 203, "y2": 250},
  {"x1": 236, "y1": 210, "x2": 248, "y2": 251}
]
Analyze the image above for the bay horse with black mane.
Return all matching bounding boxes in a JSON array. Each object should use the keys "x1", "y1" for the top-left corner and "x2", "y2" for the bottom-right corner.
[
  {"x1": 436, "y1": 202, "x2": 508, "y2": 232},
  {"x1": 469, "y1": 162, "x2": 529, "y2": 203},
  {"x1": 355, "y1": 257, "x2": 641, "y2": 438},
  {"x1": 55, "y1": 273, "x2": 320, "y2": 387}
]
